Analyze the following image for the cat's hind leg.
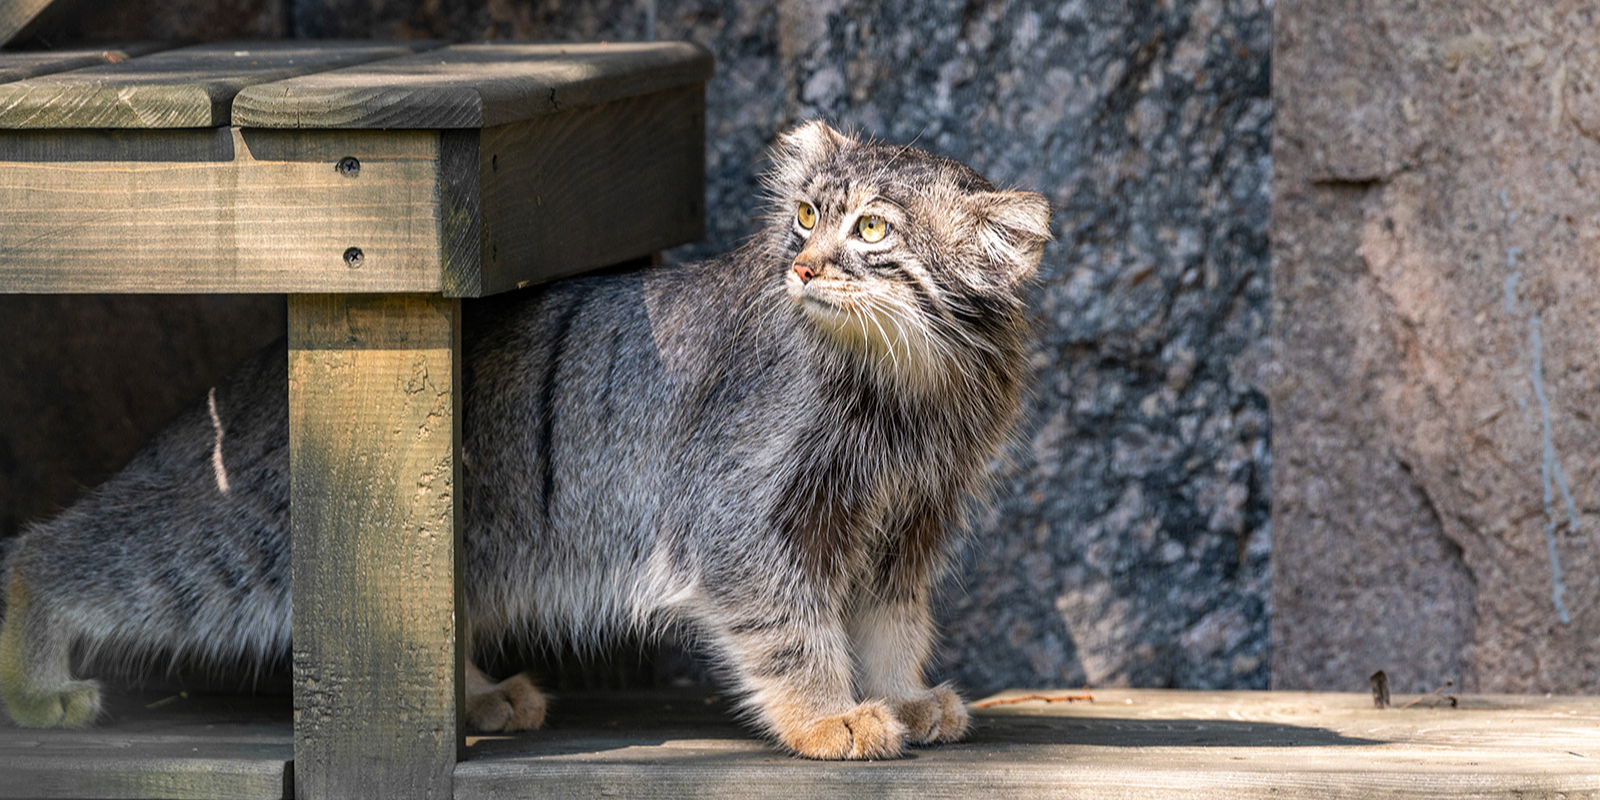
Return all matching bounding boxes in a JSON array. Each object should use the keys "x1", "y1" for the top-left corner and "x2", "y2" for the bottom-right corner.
[
  {"x1": 463, "y1": 660, "x2": 547, "y2": 732},
  {"x1": 0, "y1": 570, "x2": 101, "y2": 728}
]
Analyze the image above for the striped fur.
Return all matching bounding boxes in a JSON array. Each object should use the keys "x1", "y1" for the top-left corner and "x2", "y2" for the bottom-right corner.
[{"x1": 0, "y1": 122, "x2": 1049, "y2": 759}]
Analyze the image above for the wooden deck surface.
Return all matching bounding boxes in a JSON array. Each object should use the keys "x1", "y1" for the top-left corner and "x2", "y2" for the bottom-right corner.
[
  {"x1": 0, "y1": 686, "x2": 291, "y2": 799},
  {"x1": 0, "y1": 686, "x2": 1594, "y2": 798}
]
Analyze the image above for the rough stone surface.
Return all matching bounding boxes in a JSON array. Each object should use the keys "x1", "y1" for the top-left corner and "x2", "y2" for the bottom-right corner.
[
  {"x1": 2, "y1": 0, "x2": 1274, "y2": 693},
  {"x1": 1273, "y1": 0, "x2": 1600, "y2": 693}
]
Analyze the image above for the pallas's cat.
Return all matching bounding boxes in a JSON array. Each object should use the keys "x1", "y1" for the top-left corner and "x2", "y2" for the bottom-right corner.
[{"x1": 0, "y1": 122, "x2": 1049, "y2": 759}]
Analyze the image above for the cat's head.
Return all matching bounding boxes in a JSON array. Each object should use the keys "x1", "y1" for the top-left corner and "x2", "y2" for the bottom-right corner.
[{"x1": 765, "y1": 121, "x2": 1050, "y2": 387}]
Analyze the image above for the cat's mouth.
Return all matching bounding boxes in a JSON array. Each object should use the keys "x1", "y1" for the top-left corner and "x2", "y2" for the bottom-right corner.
[
  {"x1": 789, "y1": 275, "x2": 839, "y2": 311},
  {"x1": 801, "y1": 294, "x2": 836, "y2": 311},
  {"x1": 795, "y1": 285, "x2": 851, "y2": 324},
  {"x1": 795, "y1": 287, "x2": 856, "y2": 336}
]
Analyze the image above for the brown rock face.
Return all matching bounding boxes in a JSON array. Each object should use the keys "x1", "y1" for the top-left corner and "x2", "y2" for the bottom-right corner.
[{"x1": 1273, "y1": 0, "x2": 1600, "y2": 693}]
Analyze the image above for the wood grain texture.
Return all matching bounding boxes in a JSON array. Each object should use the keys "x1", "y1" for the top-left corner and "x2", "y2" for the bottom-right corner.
[
  {"x1": 3, "y1": 687, "x2": 1596, "y2": 798},
  {"x1": 289, "y1": 294, "x2": 462, "y2": 800},
  {"x1": 455, "y1": 689, "x2": 1600, "y2": 799},
  {"x1": 438, "y1": 128, "x2": 482, "y2": 297},
  {"x1": 0, "y1": 40, "x2": 437, "y2": 129},
  {"x1": 0, "y1": 0, "x2": 54, "y2": 47},
  {"x1": 231, "y1": 41, "x2": 713, "y2": 130},
  {"x1": 472, "y1": 83, "x2": 705, "y2": 295},
  {"x1": 0, "y1": 42, "x2": 177, "y2": 85},
  {"x1": 0, "y1": 127, "x2": 449, "y2": 293},
  {"x1": 0, "y1": 689, "x2": 290, "y2": 800}
]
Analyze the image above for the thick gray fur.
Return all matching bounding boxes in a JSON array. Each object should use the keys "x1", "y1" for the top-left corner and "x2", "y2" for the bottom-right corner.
[{"x1": 0, "y1": 122, "x2": 1050, "y2": 759}]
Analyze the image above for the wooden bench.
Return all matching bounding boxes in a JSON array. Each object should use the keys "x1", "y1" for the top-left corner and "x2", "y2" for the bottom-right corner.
[{"x1": 0, "y1": 38, "x2": 709, "y2": 799}]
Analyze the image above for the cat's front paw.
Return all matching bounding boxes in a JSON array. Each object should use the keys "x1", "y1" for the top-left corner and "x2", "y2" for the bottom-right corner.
[
  {"x1": 889, "y1": 683, "x2": 969, "y2": 745},
  {"x1": 464, "y1": 671, "x2": 547, "y2": 732},
  {"x1": 779, "y1": 700, "x2": 907, "y2": 760},
  {"x1": 1, "y1": 679, "x2": 101, "y2": 728}
]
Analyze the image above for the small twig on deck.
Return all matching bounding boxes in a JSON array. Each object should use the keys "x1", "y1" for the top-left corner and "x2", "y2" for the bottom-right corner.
[
  {"x1": 971, "y1": 692, "x2": 1094, "y2": 709},
  {"x1": 1397, "y1": 679, "x2": 1457, "y2": 710},
  {"x1": 144, "y1": 691, "x2": 188, "y2": 710}
]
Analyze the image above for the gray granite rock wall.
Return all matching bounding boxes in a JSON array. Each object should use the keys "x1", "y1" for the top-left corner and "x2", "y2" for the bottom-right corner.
[{"x1": 6, "y1": 0, "x2": 1274, "y2": 692}]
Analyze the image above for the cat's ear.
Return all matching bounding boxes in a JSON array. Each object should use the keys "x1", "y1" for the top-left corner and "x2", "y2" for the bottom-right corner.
[
  {"x1": 781, "y1": 120, "x2": 852, "y2": 164},
  {"x1": 767, "y1": 121, "x2": 853, "y2": 196},
  {"x1": 967, "y1": 190, "x2": 1052, "y2": 285}
]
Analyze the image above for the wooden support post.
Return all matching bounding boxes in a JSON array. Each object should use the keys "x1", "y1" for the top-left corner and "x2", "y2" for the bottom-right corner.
[{"x1": 288, "y1": 294, "x2": 462, "y2": 800}]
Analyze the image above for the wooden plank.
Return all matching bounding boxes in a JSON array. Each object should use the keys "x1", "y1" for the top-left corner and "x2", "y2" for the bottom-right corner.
[
  {"x1": 0, "y1": 0, "x2": 54, "y2": 47},
  {"x1": 289, "y1": 294, "x2": 462, "y2": 800},
  {"x1": 232, "y1": 41, "x2": 713, "y2": 129},
  {"x1": 0, "y1": 127, "x2": 451, "y2": 293},
  {"x1": 455, "y1": 689, "x2": 1600, "y2": 799},
  {"x1": 438, "y1": 128, "x2": 481, "y2": 297},
  {"x1": 0, "y1": 689, "x2": 290, "y2": 800},
  {"x1": 0, "y1": 40, "x2": 438, "y2": 129},
  {"x1": 0, "y1": 42, "x2": 177, "y2": 84},
  {"x1": 467, "y1": 83, "x2": 704, "y2": 295},
  {"x1": 4, "y1": 686, "x2": 1595, "y2": 799}
]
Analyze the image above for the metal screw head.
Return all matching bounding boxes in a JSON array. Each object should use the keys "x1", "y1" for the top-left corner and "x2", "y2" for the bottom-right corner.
[
  {"x1": 343, "y1": 247, "x2": 364, "y2": 269},
  {"x1": 337, "y1": 156, "x2": 361, "y2": 178}
]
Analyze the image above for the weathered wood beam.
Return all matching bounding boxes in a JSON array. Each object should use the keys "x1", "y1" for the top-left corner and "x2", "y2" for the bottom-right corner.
[
  {"x1": 467, "y1": 83, "x2": 705, "y2": 296},
  {"x1": 288, "y1": 294, "x2": 463, "y2": 800},
  {"x1": 0, "y1": 128, "x2": 454, "y2": 293},
  {"x1": 0, "y1": 83, "x2": 704, "y2": 297}
]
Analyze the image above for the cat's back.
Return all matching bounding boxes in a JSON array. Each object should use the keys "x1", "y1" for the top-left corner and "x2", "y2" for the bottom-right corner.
[
  {"x1": 457, "y1": 257, "x2": 813, "y2": 624},
  {"x1": 462, "y1": 267, "x2": 678, "y2": 542},
  {"x1": 0, "y1": 343, "x2": 292, "y2": 666},
  {"x1": 463, "y1": 254, "x2": 805, "y2": 499}
]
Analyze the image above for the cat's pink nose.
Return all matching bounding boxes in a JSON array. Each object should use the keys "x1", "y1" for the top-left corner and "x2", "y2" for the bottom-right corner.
[{"x1": 793, "y1": 262, "x2": 815, "y2": 283}]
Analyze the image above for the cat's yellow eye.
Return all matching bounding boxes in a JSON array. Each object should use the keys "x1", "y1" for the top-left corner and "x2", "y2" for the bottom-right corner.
[
  {"x1": 857, "y1": 214, "x2": 888, "y2": 243},
  {"x1": 797, "y1": 202, "x2": 817, "y2": 230}
]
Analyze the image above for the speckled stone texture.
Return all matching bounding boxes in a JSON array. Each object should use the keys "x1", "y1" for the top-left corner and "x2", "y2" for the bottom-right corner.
[
  {"x1": 3, "y1": 0, "x2": 1274, "y2": 692},
  {"x1": 1273, "y1": 0, "x2": 1600, "y2": 693}
]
